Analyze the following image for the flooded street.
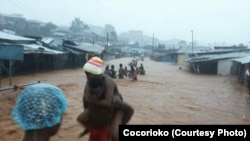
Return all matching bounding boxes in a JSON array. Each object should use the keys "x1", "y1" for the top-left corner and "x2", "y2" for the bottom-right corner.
[{"x1": 1, "y1": 57, "x2": 250, "y2": 141}]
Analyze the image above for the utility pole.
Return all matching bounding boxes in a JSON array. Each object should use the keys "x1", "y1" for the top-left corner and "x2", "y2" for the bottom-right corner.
[
  {"x1": 152, "y1": 33, "x2": 154, "y2": 57},
  {"x1": 92, "y1": 36, "x2": 95, "y2": 45},
  {"x1": 107, "y1": 32, "x2": 109, "y2": 52},
  {"x1": 191, "y1": 30, "x2": 194, "y2": 53},
  {"x1": 106, "y1": 32, "x2": 109, "y2": 61}
]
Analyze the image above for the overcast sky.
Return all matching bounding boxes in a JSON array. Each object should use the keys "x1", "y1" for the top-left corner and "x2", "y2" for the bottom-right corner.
[{"x1": 1, "y1": 0, "x2": 250, "y2": 45}]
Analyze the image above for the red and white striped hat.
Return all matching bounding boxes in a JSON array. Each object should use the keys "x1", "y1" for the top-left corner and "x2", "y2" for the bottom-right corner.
[{"x1": 83, "y1": 56, "x2": 103, "y2": 75}]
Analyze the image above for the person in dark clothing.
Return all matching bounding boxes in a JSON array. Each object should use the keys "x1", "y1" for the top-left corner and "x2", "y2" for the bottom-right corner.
[
  {"x1": 129, "y1": 65, "x2": 137, "y2": 80},
  {"x1": 118, "y1": 64, "x2": 125, "y2": 79},
  {"x1": 108, "y1": 65, "x2": 117, "y2": 78},
  {"x1": 138, "y1": 63, "x2": 145, "y2": 75},
  {"x1": 104, "y1": 65, "x2": 109, "y2": 75}
]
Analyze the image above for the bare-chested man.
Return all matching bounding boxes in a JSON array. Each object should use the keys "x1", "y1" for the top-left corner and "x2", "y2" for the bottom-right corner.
[{"x1": 77, "y1": 56, "x2": 134, "y2": 141}]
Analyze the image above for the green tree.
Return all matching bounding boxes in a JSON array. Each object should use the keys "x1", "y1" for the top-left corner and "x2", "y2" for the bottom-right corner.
[
  {"x1": 158, "y1": 43, "x2": 165, "y2": 49},
  {"x1": 103, "y1": 24, "x2": 115, "y2": 33},
  {"x1": 70, "y1": 17, "x2": 89, "y2": 32},
  {"x1": 178, "y1": 40, "x2": 186, "y2": 49},
  {"x1": 238, "y1": 43, "x2": 246, "y2": 48},
  {"x1": 24, "y1": 21, "x2": 41, "y2": 36},
  {"x1": 41, "y1": 22, "x2": 57, "y2": 36},
  {"x1": 104, "y1": 24, "x2": 117, "y2": 42},
  {"x1": 110, "y1": 31, "x2": 118, "y2": 42}
]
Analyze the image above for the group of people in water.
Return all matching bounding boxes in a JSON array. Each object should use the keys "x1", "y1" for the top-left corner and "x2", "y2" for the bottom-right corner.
[
  {"x1": 11, "y1": 55, "x2": 135, "y2": 141},
  {"x1": 104, "y1": 58, "x2": 146, "y2": 81}
]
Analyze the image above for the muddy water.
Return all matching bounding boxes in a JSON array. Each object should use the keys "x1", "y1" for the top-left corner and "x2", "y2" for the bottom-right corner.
[{"x1": 1, "y1": 57, "x2": 250, "y2": 141}]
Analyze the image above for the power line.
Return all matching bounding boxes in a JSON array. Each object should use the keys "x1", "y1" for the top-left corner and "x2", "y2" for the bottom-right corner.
[
  {"x1": 9, "y1": 0, "x2": 38, "y2": 19},
  {"x1": 14, "y1": 0, "x2": 42, "y2": 19}
]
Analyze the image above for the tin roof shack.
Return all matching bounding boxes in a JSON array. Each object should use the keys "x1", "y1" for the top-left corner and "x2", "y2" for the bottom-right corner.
[
  {"x1": 63, "y1": 41, "x2": 105, "y2": 61},
  {"x1": 152, "y1": 48, "x2": 179, "y2": 63},
  {"x1": 179, "y1": 45, "x2": 250, "y2": 72},
  {"x1": 109, "y1": 47, "x2": 122, "y2": 58},
  {"x1": 177, "y1": 46, "x2": 212, "y2": 70},
  {"x1": 0, "y1": 31, "x2": 35, "y2": 44},
  {"x1": 185, "y1": 52, "x2": 250, "y2": 75},
  {"x1": 214, "y1": 45, "x2": 248, "y2": 50},
  {"x1": 231, "y1": 56, "x2": 250, "y2": 84},
  {"x1": 0, "y1": 31, "x2": 86, "y2": 78}
]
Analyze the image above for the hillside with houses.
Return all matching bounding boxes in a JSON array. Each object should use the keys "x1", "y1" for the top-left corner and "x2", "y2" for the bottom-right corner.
[{"x1": 1, "y1": 13, "x2": 250, "y2": 87}]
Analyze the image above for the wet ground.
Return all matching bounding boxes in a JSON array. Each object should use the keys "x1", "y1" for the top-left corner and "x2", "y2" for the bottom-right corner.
[{"x1": 1, "y1": 57, "x2": 250, "y2": 141}]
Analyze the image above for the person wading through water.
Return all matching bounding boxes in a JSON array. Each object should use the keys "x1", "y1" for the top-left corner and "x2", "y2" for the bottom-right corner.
[
  {"x1": 77, "y1": 56, "x2": 134, "y2": 141},
  {"x1": 118, "y1": 63, "x2": 126, "y2": 79}
]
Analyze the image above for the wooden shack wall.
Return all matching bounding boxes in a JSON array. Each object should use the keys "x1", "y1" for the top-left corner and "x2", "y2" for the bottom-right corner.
[{"x1": 0, "y1": 52, "x2": 86, "y2": 76}]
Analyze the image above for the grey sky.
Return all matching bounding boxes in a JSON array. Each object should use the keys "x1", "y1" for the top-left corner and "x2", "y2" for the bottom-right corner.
[{"x1": 1, "y1": 0, "x2": 250, "y2": 45}]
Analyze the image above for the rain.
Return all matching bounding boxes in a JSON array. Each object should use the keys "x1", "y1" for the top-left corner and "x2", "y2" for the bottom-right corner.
[{"x1": 1, "y1": 0, "x2": 250, "y2": 141}]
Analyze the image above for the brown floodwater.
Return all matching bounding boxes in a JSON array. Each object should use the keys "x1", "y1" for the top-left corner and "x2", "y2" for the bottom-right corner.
[{"x1": 1, "y1": 57, "x2": 250, "y2": 141}]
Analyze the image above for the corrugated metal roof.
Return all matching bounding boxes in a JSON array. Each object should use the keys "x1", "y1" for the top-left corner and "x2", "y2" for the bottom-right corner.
[
  {"x1": 0, "y1": 31, "x2": 35, "y2": 41},
  {"x1": 22, "y1": 44, "x2": 65, "y2": 54},
  {"x1": 65, "y1": 43, "x2": 104, "y2": 54},
  {"x1": 177, "y1": 46, "x2": 248, "y2": 54},
  {"x1": 53, "y1": 32, "x2": 66, "y2": 36},
  {"x1": 41, "y1": 37, "x2": 54, "y2": 44},
  {"x1": 231, "y1": 56, "x2": 250, "y2": 64},
  {"x1": 1, "y1": 43, "x2": 65, "y2": 54},
  {"x1": 185, "y1": 52, "x2": 249, "y2": 63},
  {"x1": 177, "y1": 46, "x2": 212, "y2": 53}
]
